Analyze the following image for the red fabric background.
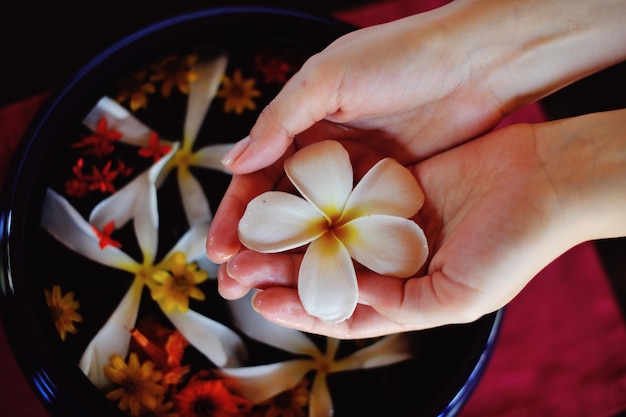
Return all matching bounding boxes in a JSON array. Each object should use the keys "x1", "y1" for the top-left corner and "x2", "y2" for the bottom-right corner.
[{"x1": 2, "y1": 1, "x2": 626, "y2": 416}]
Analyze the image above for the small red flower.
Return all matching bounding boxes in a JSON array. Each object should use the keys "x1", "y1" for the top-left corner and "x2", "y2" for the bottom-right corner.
[
  {"x1": 64, "y1": 158, "x2": 89, "y2": 197},
  {"x1": 88, "y1": 161, "x2": 119, "y2": 193},
  {"x1": 131, "y1": 326, "x2": 190, "y2": 386},
  {"x1": 87, "y1": 160, "x2": 132, "y2": 194},
  {"x1": 255, "y1": 55, "x2": 293, "y2": 84},
  {"x1": 72, "y1": 117, "x2": 123, "y2": 157},
  {"x1": 92, "y1": 221, "x2": 122, "y2": 250},
  {"x1": 138, "y1": 132, "x2": 172, "y2": 163}
]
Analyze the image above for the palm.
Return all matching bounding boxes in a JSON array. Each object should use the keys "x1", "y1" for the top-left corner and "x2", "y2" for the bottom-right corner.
[{"x1": 220, "y1": 124, "x2": 567, "y2": 339}]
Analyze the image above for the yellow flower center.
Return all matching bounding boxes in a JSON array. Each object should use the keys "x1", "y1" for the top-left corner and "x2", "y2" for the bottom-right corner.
[
  {"x1": 171, "y1": 271, "x2": 192, "y2": 294},
  {"x1": 136, "y1": 265, "x2": 157, "y2": 287},
  {"x1": 171, "y1": 148, "x2": 193, "y2": 170}
]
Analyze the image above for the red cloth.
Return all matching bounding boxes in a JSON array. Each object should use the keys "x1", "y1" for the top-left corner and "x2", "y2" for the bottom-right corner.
[
  {"x1": 2, "y1": 2, "x2": 626, "y2": 417},
  {"x1": 0, "y1": 93, "x2": 51, "y2": 416},
  {"x1": 462, "y1": 242, "x2": 626, "y2": 417}
]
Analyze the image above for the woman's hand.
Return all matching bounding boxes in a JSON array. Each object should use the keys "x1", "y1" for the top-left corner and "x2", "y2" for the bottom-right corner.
[
  {"x1": 206, "y1": 0, "x2": 626, "y2": 338},
  {"x1": 219, "y1": 0, "x2": 626, "y2": 176},
  {"x1": 211, "y1": 109, "x2": 626, "y2": 338}
]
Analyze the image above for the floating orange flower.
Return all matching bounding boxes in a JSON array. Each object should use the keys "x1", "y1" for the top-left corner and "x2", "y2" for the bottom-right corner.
[
  {"x1": 44, "y1": 285, "x2": 83, "y2": 340},
  {"x1": 116, "y1": 70, "x2": 156, "y2": 111},
  {"x1": 217, "y1": 70, "x2": 261, "y2": 114},
  {"x1": 104, "y1": 352, "x2": 166, "y2": 416},
  {"x1": 130, "y1": 324, "x2": 190, "y2": 386},
  {"x1": 150, "y1": 54, "x2": 199, "y2": 97},
  {"x1": 175, "y1": 377, "x2": 252, "y2": 417}
]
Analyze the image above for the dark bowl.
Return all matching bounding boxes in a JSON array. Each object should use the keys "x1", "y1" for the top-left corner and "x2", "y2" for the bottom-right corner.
[{"x1": 0, "y1": 7, "x2": 501, "y2": 417}]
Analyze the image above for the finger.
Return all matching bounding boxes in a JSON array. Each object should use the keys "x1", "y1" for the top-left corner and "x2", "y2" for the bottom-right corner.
[
  {"x1": 216, "y1": 263, "x2": 251, "y2": 300},
  {"x1": 221, "y1": 61, "x2": 343, "y2": 174},
  {"x1": 206, "y1": 170, "x2": 277, "y2": 264},
  {"x1": 251, "y1": 287, "x2": 424, "y2": 339},
  {"x1": 226, "y1": 250, "x2": 302, "y2": 289}
]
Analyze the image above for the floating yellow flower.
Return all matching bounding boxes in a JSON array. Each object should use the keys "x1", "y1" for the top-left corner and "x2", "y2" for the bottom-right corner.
[
  {"x1": 238, "y1": 140, "x2": 428, "y2": 323},
  {"x1": 150, "y1": 54, "x2": 199, "y2": 97},
  {"x1": 104, "y1": 352, "x2": 166, "y2": 416},
  {"x1": 44, "y1": 285, "x2": 83, "y2": 340},
  {"x1": 151, "y1": 251, "x2": 209, "y2": 313},
  {"x1": 217, "y1": 69, "x2": 261, "y2": 114}
]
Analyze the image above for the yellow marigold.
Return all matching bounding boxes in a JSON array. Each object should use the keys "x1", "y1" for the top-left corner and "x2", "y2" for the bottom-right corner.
[
  {"x1": 151, "y1": 252, "x2": 208, "y2": 313},
  {"x1": 104, "y1": 353, "x2": 165, "y2": 416},
  {"x1": 150, "y1": 53, "x2": 199, "y2": 97},
  {"x1": 44, "y1": 285, "x2": 83, "y2": 341},
  {"x1": 116, "y1": 70, "x2": 156, "y2": 111},
  {"x1": 217, "y1": 69, "x2": 261, "y2": 114}
]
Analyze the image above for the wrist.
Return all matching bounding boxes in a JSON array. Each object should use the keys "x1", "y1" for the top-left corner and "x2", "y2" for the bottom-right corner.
[
  {"x1": 535, "y1": 109, "x2": 626, "y2": 242},
  {"x1": 442, "y1": 0, "x2": 626, "y2": 111}
]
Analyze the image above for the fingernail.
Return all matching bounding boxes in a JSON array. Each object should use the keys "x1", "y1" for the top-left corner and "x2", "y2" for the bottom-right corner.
[
  {"x1": 222, "y1": 135, "x2": 251, "y2": 166},
  {"x1": 251, "y1": 290, "x2": 263, "y2": 312}
]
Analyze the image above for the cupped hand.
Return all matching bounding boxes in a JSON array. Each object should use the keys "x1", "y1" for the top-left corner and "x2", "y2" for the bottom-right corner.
[{"x1": 211, "y1": 109, "x2": 626, "y2": 339}]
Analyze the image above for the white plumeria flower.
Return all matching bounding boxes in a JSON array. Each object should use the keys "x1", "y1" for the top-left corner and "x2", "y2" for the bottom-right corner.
[
  {"x1": 83, "y1": 52, "x2": 233, "y2": 226},
  {"x1": 238, "y1": 140, "x2": 428, "y2": 323},
  {"x1": 221, "y1": 292, "x2": 413, "y2": 417},
  {"x1": 41, "y1": 188, "x2": 245, "y2": 388}
]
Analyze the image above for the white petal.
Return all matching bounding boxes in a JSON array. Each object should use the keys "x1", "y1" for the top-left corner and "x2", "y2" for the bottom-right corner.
[
  {"x1": 339, "y1": 215, "x2": 428, "y2": 278},
  {"x1": 228, "y1": 292, "x2": 320, "y2": 356},
  {"x1": 90, "y1": 145, "x2": 179, "y2": 263},
  {"x1": 191, "y1": 143, "x2": 234, "y2": 173},
  {"x1": 310, "y1": 371, "x2": 333, "y2": 417},
  {"x1": 177, "y1": 167, "x2": 212, "y2": 226},
  {"x1": 219, "y1": 360, "x2": 315, "y2": 403},
  {"x1": 183, "y1": 54, "x2": 228, "y2": 149},
  {"x1": 343, "y1": 158, "x2": 424, "y2": 219},
  {"x1": 330, "y1": 333, "x2": 413, "y2": 373},
  {"x1": 83, "y1": 96, "x2": 152, "y2": 147},
  {"x1": 195, "y1": 256, "x2": 219, "y2": 279},
  {"x1": 147, "y1": 142, "x2": 179, "y2": 184},
  {"x1": 285, "y1": 140, "x2": 353, "y2": 219},
  {"x1": 165, "y1": 309, "x2": 245, "y2": 367},
  {"x1": 298, "y1": 233, "x2": 358, "y2": 323},
  {"x1": 165, "y1": 219, "x2": 211, "y2": 262},
  {"x1": 78, "y1": 278, "x2": 143, "y2": 388},
  {"x1": 41, "y1": 189, "x2": 138, "y2": 272},
  {"x1": 238, "y1": 191, "x2": 327, "y2": 253}
]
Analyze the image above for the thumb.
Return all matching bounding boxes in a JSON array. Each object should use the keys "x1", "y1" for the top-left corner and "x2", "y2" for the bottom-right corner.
[{"x1": 221, "y1": 63, "x2": 342, "y2": 174}]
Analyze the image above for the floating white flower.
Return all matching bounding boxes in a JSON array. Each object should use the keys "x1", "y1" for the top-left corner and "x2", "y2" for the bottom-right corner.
[
  {"x1": 84, "y1": 53, "x2": 233, "y2": 226},
  {"x1": 42, "y1": 187, "x2": 245, "y2": 388},
  {"x1": 238, "y1": 140, "x2": 428, "y2": 323},
  {"x1": 220, "y1": 292, "x2": 413, "y2": 417}
]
